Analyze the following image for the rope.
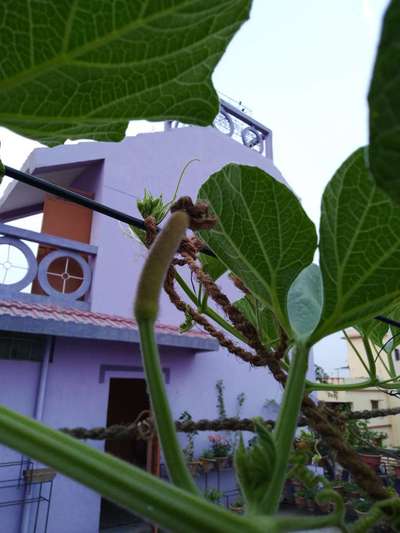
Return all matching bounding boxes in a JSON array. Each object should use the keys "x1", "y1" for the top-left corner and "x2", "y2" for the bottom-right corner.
[{"x1": 59, "y1": 406, "x2": 400, "y2": 441}]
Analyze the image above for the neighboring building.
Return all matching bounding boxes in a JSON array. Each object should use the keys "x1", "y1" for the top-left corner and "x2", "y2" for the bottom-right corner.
[
  {"x1": 0, "y1": 103, "x2": 304, "y2": 533},
  {"x1": 317, "y1": 328, "x2": 400, "y2": 447}
]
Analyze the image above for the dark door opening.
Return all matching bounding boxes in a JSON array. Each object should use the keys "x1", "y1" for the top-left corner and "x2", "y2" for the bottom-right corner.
[{"x1": 99, "y1": 378, "x2": 151, "y2": 531}]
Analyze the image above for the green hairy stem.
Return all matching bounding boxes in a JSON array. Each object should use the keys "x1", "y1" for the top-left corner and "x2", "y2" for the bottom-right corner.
[
  {"x1": 134, "y1": 212, "x2": 198, "y2": 492},
  {"x1": 263, "y1": 343, "x2": 310, "y2": 513},
  {"x1": 0, "y1": 404, "x2": 264, "y2": 532}
]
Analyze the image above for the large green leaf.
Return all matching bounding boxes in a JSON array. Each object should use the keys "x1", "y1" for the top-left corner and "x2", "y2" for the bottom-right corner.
[
  {"x1": 287, "y1": 264, "x2": 323, "y2": 342},
  {"x1": 197, "y1": 164, "x2": 317, "y2": 328},
  {"x1": 0, "y1": 0, "x2": 251, "y2": 146},
  {"x1": 314, "y1": 148, "x2": 400, "y2": 342},
  {"x1": 368, "y1": 0, "x2": 400, "y2": 201}
]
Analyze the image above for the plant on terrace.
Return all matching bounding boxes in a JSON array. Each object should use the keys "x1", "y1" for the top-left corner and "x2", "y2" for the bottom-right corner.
[{"x1": 0, "y1": 1, "x2": 399, "y2": 532}]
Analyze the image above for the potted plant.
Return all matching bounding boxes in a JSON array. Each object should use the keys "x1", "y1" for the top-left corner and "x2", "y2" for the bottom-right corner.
[
  {"x1": 294, "y1": 488, "x2": 306, "y2": 509},
  {"x1": 204, "y1": 488, "x2": 223, "y2": 505},
  {"x1": 353, "y1": 497, "x2": 371, "y2": 517},
  {"x1": 187, "y1": 460, "x2": 201, "y2": 476},
  {"x1": 317, "y1": 499, "x2": 332, "y2": 514},
  {"x1": 343, "y1": 480, "x2": 361, "y2": 500},
  {"x1": 358, "y1": 452, "x2": 381, "y2": 470},
  {"x1": 199, "y1": 449, "x2": 216, "y2": 473},
  {"x1": 207, "y1": 434, "x2": 232, "y2": 469},
  {"x1": 304, "y1": 486, "x2": 316, "y2": 512},
  {"x1": 230, "y1": 497, "x2": 244, "y2": 514},
  {"x1": 179, "y1": 411, "x2": 201, "y2": 476}
]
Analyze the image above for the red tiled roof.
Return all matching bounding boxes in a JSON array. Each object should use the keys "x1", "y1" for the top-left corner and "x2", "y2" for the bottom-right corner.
[{"x1": 0, "y1": 299, "x2": 210, "y2": 339}]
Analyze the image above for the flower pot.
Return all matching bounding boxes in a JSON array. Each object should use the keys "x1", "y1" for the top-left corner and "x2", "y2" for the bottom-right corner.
[
  {"x1": 214, "y1": 456, "x2": 230, "y2": 470},
  {"x1": 317, "y1": 502, "x2": 331, "y2": 514},
  {"x1": 295, "y1": 496, "x2": 306, "y2": 508},
  {"x1": 306, "y1": 500, "x2": 315, "y2": 512},
  {"x1": 359, "y1": 453, "x2": 381, "y2": 470},
  {"x1": 199, "y1": 458, "x2": 215, "y2": 473},
  {"x1": 333, "y1": 484, "x2": 344, "y2": 496},
  {"x1": 230, "y1": 505, "x2": 243, "y2": 514},
  {"x1": 187, "y1": 461, "x2": 201, "y2": 476}
]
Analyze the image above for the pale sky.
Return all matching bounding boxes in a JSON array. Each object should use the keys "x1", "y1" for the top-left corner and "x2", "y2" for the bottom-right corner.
[{"x1": 0, "y1": 0, "x2": 391, "y2": 374}]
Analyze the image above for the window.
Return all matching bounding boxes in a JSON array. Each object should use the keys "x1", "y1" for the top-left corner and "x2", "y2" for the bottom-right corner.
[
  {"x1": 0, "y1": 331, "x2": 46, "y2": 362},
  {"x1": 371, "y1": 400, "x2": 379, "y2": 410},
  {"x1": 395, "y1": 349, "x2": 400, "y2": 362}
]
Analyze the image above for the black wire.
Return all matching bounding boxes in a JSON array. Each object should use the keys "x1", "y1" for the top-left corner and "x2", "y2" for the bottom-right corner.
[
  {"x1": 375, "y1": 315, "x2": 400, "y2": 329},
  {"x1": 371, "y1": 325, "x2": 400, "y2": 395},
  {"x1": 3, "y1": 165, "x2": 400, "y2": 328},
  {"x1": 4, "y1": 165, "x2": 149, "y2": 231},
  {"x1": 4, "y1": 165, "x2": 215, "y2": 256},
  {"x1": 376, "y1": 330, "x2": 400, "y2": 360}
]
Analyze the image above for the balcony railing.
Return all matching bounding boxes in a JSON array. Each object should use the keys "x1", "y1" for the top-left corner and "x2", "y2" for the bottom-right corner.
[
  {"x1": 165, "y1": 99, "x2": 273, "y2": 159},
  {"x1": 0, "y1": 223, "x2": 97, "y2": 309}
]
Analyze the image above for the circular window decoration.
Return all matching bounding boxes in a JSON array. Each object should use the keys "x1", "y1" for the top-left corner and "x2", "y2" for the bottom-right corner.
[
  {"x1": 0, "y1": 237, "x2": 37, "y2": 292},
  {"x1": 213, "y1": 111, "x2": 234, "y2": 137},
  {"x1": 38, "y1": 250, "x2": 91, "y2": 301},
  {"x1": 241, "y1": 126, "x2": 264, "y2": 153}
]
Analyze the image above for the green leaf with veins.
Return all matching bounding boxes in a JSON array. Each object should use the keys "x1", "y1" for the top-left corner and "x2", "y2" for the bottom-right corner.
[
  {"x1": 313, "y1": 148, "x2": 400, "y2": 343},
  {"x1": 197, "y1": 164, "x2": 317, "y2": 329},
  {"x1": 235, "y1": 295, "x2": 279, "y2": 347},
  {"x1": 354, "y1": 319, "x2": 388, "y2": 349},
  {"x1": 368, "y1": 0, "x2": 400, "y2": 202},
  {"x1": 0, "y1": 0, "x2": 251, "y2": 146},
  {"x1": 287, "y1": 264, "x2": 323, "y2": 342},
  {"x1": 199, "y1": 253, "x2": 226, "y2": 281}
]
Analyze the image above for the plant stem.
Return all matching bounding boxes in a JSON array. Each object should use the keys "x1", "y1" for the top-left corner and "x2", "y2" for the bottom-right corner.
[
  {"x1": 138, "y1": 318, "x2": 198, "y2": 493},
  {"x1": 362, "y1": 337, "x2": 376, "y2": 379},
  {"x1": 386, "y1": 351, "x2": 396, "y2": 379},
  {"x1": 175, "y1": 271, "x2": 246, "y2": 341},
  {"x1": 0, "y1": 405, "x2": 266, "y2": 533},
  {"x1": 378, "y1": 382, "x2": 400, "y2": 390},
  {"x1": 370, "y1": 342, "x2": 393, "y2": 379},
  {"x1": 307, "y1": 378, "x2": 374, "y2": 392},
  {"x1": 344, "y1": 330, "x2": 371, "y2": 375},
  {"x1": 262, "y1": 343, "x2": 309, "y2": 513},
  {"x1": 134, "y1": 212, "x2": 198, "y2": 492}
]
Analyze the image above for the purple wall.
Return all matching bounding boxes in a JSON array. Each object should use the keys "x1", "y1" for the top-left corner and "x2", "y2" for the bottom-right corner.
[
  {"x1": 0, "y1": 126, "x2": 315, "y2": 532},
  {"x1": 0, "y1": 333, "x2": 285, "y2": 533},
  {"x1": 24, "y1": 126, "x2": 287, "y2": 323}
]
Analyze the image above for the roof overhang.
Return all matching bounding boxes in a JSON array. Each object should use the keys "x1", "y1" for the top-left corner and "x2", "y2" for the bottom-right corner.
[
  {"x1": 0, "y1": 158, "x2": 103, "y2": 222},
  {"x1": 0, "y1": 301, "x2": 218, "y2": 352}
]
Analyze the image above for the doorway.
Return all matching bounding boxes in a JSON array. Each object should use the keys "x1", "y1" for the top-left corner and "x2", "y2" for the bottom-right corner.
[{"x1": 99, "y1": 378, "x2": 151, "y2": 531}]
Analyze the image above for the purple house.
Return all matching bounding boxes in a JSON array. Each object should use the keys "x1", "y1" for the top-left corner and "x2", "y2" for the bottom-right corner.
[{"x1": 0, "y1": 103, "x2": 299, "y2": 532}]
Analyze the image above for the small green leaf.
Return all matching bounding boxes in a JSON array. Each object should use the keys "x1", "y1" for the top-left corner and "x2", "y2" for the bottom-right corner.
[
  {"x1": 0, "y1": 1, "x2": 251, "y2": 145},
  {"x1": 179, "y1": 311, "x2": 194, "y2": 333},
  {"x1": 199, "y1": 253, "x2": 226, "y2": 281},
  {"x1": 314, "y1": 148, "x2": 400, "y2": 342},
  {"x1": 234, "y1": 419, "x2": 276, "y2": 513},
  {"x1": 368, "y1": 0, "x2": 400, "y2": 201},
  {"x1": 235, "y1": 296, "x2": 279, "y2": 347},
  {"x1": 198, "y1": 164, "x2": 317, "y2": 329},
  {"x1": 287, "y1": 264, "x2": 323, "y2": 341},
  {"x1": 382, "y1": 305, "x2": 400, "y2": 352}
]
